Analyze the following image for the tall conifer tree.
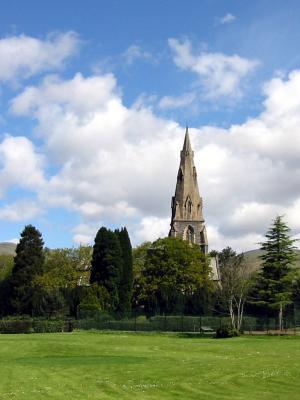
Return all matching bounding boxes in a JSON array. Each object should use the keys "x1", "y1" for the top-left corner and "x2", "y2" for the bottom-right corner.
[
  {"x1": 90, "y1": 227, "x2": 123, "y2": 310},
  {"x1": 115, "y1": 227, "x2": 133, "y2": 315},
  {"x1": 256, "y1": 216, "x2": 297, "y2": 330},
  {"x1": 9, "y1": 225, "x2": 45, "y2": 315}
]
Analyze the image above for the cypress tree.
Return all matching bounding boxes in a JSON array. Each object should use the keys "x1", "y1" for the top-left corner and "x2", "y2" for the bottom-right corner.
[
  {"x1": 90, "y1": 227, "x2": 123, "y2": 310},
  {"x1": 115, "y1": 227, "x2": 133, "y2": 316},
  {"x1": 9, "y1": 225, "x2": 45, "y2": 315},
  {"x1": 256, "y1": 216, "x2": 297, "y2": 330}
]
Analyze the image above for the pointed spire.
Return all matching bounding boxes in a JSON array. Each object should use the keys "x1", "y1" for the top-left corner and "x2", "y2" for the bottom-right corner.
[{"x1": 182, "y1": 126, "x2": 193, "y2": 156}]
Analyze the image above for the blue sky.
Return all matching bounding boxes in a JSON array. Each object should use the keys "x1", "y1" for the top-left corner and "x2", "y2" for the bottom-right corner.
[{"x1": 1, "y1": 0, "x2": 300, "y2": 250}]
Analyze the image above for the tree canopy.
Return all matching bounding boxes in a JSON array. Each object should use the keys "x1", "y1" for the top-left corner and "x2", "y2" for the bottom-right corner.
[
  {"x1": 137, "y1": 237, "x2": 212, "y2": 315},
  {"x1": 9, "y1": 225, "x2": 45, "y2": 315},
  {"x1": 90, "y1": 227, "x2": 123, "y2": 310},
  {"x1": 255, "y1": 216, "x2": 298, "y2": 329}
]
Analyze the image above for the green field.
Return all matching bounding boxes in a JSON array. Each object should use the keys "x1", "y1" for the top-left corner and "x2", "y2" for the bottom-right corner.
[{"x1": 0, "y1": 332, "x2": 299, "y2": 400}]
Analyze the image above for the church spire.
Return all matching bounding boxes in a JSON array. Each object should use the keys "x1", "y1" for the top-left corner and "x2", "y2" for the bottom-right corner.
[
  {"x1": 169, "y1": 128, "x2": 208, "y2": 253},
  {"x1": 182, "y1": 126, "x2": 192, "y2": 156}
]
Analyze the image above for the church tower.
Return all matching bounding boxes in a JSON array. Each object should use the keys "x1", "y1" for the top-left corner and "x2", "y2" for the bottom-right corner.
[{"x1": 169, "y1": 127, "x2": 208, "y2": 253}]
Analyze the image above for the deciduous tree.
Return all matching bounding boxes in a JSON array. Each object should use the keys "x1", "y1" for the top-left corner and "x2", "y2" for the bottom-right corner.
[
  {"x1": 218, "y1": 247, "x2": 253, "y2": 332},
  {"x1": 139, "y1": 237, "x2": 211, "y2": 315}
]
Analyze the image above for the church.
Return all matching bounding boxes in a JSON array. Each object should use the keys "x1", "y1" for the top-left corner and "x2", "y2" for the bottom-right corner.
[{"x1": 169, "y1": 128, "x2": 219, "y2": 281}]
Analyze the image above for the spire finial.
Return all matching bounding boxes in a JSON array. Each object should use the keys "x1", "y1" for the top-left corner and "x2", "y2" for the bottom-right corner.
[{"x1": 182, "y1": 126, "x2": 192, "y2": 153}]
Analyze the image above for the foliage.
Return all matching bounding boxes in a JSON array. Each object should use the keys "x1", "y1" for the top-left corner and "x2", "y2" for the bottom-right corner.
[
  {"x1": 138, "y1": 237, "x2": 212, "y2": 315},
  {"x1": 31, "y1": 288, "x2": 66, "y2": 318},
  {"x1": 0, "y1": 255, "x2": 14, "y2": 316},
  {"x1": 36, "y1": 246, "x2": 92, "y2": 291},
  {"x1": 0, "y1": 317, "x2": 74, "y2": 334},
  {"x1": 254, "y1": 216, "x2": 297, "y2": 330},
  {"x1": 90, "y1": 227, "x2": 123, "y2": 310},
  {"x1": 218, "y1": 247, "x2": 253, "y2": 331},
  {"x1": 115, "y1": 227, "x2": 133, "y2": 316},
  {"x1": 79, "y1": 284, "x2": 110, "y2": 312},
  {"x1": 0, "y1": 254, "x2": 14, "y2": 282},
  {"x1": 9, "y1": 225, "x2": 45, "y2": 315},
  {"x1": 0, "y1": 316, "x2": 33, "y2": 334},
  {"x1": 215, "y1": 326, "x2": 232, "y2": 338}
]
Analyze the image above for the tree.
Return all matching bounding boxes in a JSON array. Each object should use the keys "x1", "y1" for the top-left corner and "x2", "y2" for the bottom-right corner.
[
  {"x1": 218, "y1": 247, "x2": 253, "y2": 332},
  {"x1": 36, "y1": 246, "x2": 92, "y2": 291},
  {"x1": 115, "y1": 227, "x2": 133, "y2": 316},
  {"x1": 90, "y1": 227, "x2": 123, "y2": 310},
  {"x1": 9, "y1": 225, "x2": 45, "y2": 315},
  {"x1": 256, "y1": 216, "x2": 297, "y2": 330},
  {"x1": 138, "y1": 237, "x2": 212, "y2": 315}
]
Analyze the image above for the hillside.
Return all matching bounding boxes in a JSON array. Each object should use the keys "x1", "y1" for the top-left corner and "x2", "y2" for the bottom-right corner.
[
  {"x1": 0, "y1": 242, "x2": 16, "y2": 256},
  {"x1": 243, "y1": 249, "x2": 300, "y2": 271}
]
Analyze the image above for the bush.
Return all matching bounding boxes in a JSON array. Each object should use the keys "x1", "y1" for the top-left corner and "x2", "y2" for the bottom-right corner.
[
  {"x1": 33, "y1": 319, "x2": 75, "y2": 333},
  {"x1": 0, "y1": 317, "x2": 33, "y2": 334},
  {"x1": 0, "y1": 318, "x2": 75, "y2": 334},
  {"x1": 215, "y1": 326, "x2": 241, "y2": 338},
  {"x1": 215, "y1": 326, "x2": 232, "y2": 338}
]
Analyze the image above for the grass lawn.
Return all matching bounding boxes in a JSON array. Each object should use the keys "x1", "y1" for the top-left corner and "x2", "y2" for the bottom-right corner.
[{"x1": 0, "y1": 331, "x2": 299, "y2": 399}]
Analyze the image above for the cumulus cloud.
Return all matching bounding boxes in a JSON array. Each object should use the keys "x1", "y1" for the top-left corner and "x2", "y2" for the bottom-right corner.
[
  {"x1": 168, "y1": 38, "x2": 259, "y2": 98},
  {"x1": 6, "y1": 68, "x2": 300, "y2": 252},
  {"x1": 0, "y1": 135, "x2": 45, "y2": 197},
  {"x1": 0, "y1": 200, "x2": 42, "y2": 221},
  {"x1": 0, "y1": 32, "x2": 79, "y2": 84},
  {"x1": 10, "y1": 72, "x2": 182, "y2": 242},
  {"x1": 134, "y1": 216, "x2": 170, "y2": 243}
]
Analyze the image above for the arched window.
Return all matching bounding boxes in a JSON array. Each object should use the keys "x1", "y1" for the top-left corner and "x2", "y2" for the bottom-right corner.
[
  {"x1": 185, "y1": 196, "x2": 192, "y2": 218},
  {"x1": 188, "y1": 200, "x2": 192, "y2": 214},
  {"x1": 184, "y1": 225, "x2": 195, "y2": 244}
]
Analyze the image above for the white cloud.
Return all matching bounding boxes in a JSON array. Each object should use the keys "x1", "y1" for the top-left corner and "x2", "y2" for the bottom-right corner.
[
  {"x1": 134, "y1": 216, "x2": 170, "y2": 243},
  {"x1": 122, "y1": 45, "x2": 153, "y2": 65},
  {"x1": 0, "y1": 32, "x2": 79, "y2": 84},
  {"x1": 72, "y1": 223, "x2": 98, "y2": 245},
  {"x1": 217, "y1": 13, "x2": 236, "y2": 25},
  {"x1": 168, "y1": 38, "x2": 259, "y2": 98},
  {"x1": 6, "y1": 69, "x2": 300, "y2": 252},
  {"x1": 0, "y1": 135, "x2": 45, "y2": 197},
  {"x1": 158, "y1": 92, "x2": 196, "y2": 109},
  {"x1": 0, "y1": 200, "x2": 42, "y2": 221}
]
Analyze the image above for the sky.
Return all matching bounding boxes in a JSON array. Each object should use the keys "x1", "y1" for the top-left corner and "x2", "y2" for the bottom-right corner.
[{"x1": 1, "y1": 0, "x2": 300, "y2": 251}]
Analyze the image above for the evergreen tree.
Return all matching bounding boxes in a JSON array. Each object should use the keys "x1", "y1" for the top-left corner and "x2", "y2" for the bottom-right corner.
[
  {"x1": 256, "y1": 216, "x2": 297, "y2": 330},
  {"x1": 115, "y1": 227, "x2": 133, "y2": 316},
  {"x1": 90, "y1": 227, "x2": 123, "y2": 310},
  {"x1": 9, "y1": 225, "x2": 45, "y2": 315}
]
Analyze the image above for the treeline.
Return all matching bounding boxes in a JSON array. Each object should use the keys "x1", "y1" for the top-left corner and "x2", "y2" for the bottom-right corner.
[
  {"x1": 0, "y1": 216, "x2": 300, "y2": 331},
  {"x1": 0, "y1": 225, "x2": 212, "y2": 318}
]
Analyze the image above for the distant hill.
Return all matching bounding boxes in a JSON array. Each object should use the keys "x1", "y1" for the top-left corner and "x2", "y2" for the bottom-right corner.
[
  {"x1": 243, "y1": 249, "x2": 300, "y2": 272},
  {"x1": 0, "y1": 242, "x2": 16, "y2": 256}
]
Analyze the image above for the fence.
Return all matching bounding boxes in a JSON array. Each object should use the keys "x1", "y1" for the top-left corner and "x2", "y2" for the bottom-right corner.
[{"x1": 77, "y1": 312, "x2": 300, "y2": 334}]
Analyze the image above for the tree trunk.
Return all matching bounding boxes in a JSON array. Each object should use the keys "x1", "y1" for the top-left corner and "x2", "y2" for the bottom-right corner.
[
  {"x1": 229, "y1": 299, "x2": 236, "y2": 330},
  {"x1": 279, "y1": 303, "x2": 283, "y2": 331}
]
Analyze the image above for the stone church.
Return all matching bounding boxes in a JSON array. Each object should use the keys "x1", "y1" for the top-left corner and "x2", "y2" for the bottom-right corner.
[{"x1": 169, "y1": 128, "x2": 219, "y2": 281}]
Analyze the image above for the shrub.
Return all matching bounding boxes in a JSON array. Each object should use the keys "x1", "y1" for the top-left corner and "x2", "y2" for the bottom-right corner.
[
  {"x1": 33, "y1": 319, "x2": 75, "y2": 333},
  {"x1": 0, "y1": 317, "x2": 33, "y2": 334},
  {"x1": 0, "y1": 318, "x2": 76, "y2": 334},
  {"x1": 215, "y1": 326, "x2": 232, "y2": 338}
]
